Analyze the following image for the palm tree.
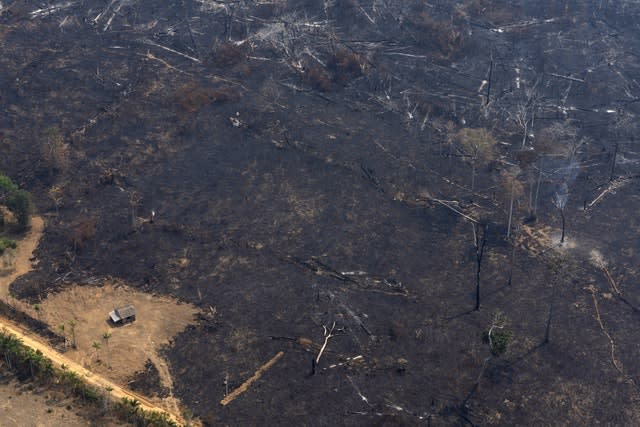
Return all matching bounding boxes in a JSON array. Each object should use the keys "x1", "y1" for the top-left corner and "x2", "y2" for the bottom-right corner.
[
  {"x1": 102, "y1": 332, "x2": 112, "y2": 366},
  {"x1": 68, "y1": 320, "x2": 77, "y2": 348},
  {"x1": 92, "y1": 341, "x2": 101, "y2": 362},
  {"x1": 0, "y1": 331, "x2": 21, "y2": 369},
  {"x1": 58, "y1": 324, "x2": 68, "y2": 348}
]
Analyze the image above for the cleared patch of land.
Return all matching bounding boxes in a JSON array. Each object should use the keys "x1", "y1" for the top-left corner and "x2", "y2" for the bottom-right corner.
[{"x1": 38, "y1": 282, "x2": 199, "y2": 415}]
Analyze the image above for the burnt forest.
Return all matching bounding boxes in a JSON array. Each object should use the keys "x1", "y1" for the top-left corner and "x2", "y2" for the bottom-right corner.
[{"x1": 1, "y1": 0, "x2": 640, "y2": 425}]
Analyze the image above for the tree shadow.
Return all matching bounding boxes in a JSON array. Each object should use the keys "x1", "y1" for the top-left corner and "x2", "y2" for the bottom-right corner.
[
  {"x1": 444, "y1": 308, "x2": 477, "y2": 321},
  {"x1": 504, "y1": 341, "x2": 548, "y2": 369}
]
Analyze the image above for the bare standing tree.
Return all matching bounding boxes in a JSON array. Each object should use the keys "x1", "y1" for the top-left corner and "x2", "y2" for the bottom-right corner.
[
  {"x1": 48, "y1": 185, "x2": 64, "y2": 216},
  {"x1": 552, "y1": 183, "x2": 569, "y2": 244},
  {"x1": 509, "y1": 78, "x2": 540, "y2": 148},
  {"x1": 128, "y1": 191, "x2": 141, "y2": 231},
  {"x1": 40, "y1": 126, "x2": 70, "y2": 175},
  {"x1": 473, "y1": 223, "x2": 489, "y2": 311},
  {"x1": 500, "y1": 167, "x2": 524, "y2": 239},
  {"x1": 455, "y1": 128, "x2": 497, "y2": 191}
]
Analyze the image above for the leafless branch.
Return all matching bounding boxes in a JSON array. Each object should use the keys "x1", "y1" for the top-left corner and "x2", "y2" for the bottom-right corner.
[{"x1": 315, "y1": 321, "x2": 337, "y2": 365}]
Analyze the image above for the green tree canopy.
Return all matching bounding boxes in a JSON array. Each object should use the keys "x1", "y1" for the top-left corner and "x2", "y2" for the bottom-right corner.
[
  {"x1": 0, "y1": 174, "x2": 19, "y2": 199},
  {"x1": 0, "y1": 173, "x2": 33, "y2": 231}
]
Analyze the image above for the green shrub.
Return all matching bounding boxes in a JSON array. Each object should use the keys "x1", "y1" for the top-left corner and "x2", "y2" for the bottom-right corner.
[
  {"x1": 482, "y1": 311, "x2": 513, "y2": 357},
  {"x1": 0, "y1": 174, "x2": 18, "y2": 196},
  {"x1": 6, "y1": 189, "x2": 33, "y2": 231},
  {"x1": 0, "y1": 238, "x2": 16, "y2": 254},
  {"x1": 0, "y1": 173, "x2": 33, "y2": 231},
  {"x1": 482, "y1": 329, "x2": 513, "y2": 356},
  {"x1": 114, "y1": 397, "x2": 178, "y2": 426}
]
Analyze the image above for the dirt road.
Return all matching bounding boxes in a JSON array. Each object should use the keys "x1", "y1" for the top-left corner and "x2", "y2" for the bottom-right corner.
[{"x1": 0, "y1": 217, "x2": 186, "y2": 426}]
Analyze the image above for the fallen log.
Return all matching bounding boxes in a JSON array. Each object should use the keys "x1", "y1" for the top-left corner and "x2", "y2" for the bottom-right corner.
[{"x1": 220, "y1": 351, "x2": 285, "y2": 406}]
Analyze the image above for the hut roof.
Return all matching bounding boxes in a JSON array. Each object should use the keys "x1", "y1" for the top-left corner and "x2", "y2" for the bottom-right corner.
[
  {"x1": 116, "y1": 304, "x2": 136, "y2": 318},
  {"x1": 109, "y1": 304, "x2": 136, "y2": 322}
]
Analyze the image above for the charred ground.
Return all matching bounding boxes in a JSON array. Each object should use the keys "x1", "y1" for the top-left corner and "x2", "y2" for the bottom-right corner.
[{"x1": 1, "y1": 0, "x2": 640, "y2": 425}]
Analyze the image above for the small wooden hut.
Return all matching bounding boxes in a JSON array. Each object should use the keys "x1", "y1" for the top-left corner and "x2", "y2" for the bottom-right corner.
[{"x1": 109, "y1": 304, "x2": 136, "y2": 324}]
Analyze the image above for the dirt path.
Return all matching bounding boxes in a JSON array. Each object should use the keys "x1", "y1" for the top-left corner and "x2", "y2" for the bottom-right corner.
[
  {"x1": 146, "y1": 344, "x2": 182, "y2": 417},
  {"x1": 0, "y1": 216, "x2": 44, "y2": 299},
  {"x1": 0, "y1": 217, "x2": 187, "y2": 425}
]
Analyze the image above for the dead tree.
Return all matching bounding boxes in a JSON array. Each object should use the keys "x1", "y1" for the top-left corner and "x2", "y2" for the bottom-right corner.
[
  {"x1": 473, "y1": 223, "x2": 489, "y2": 311},
  {"x1": 552, "y1": 183, "x2": 569, "y2": 244},
  {"x1": 507, "y1": 225, "x2": 520, "y2": 287},
  {"x1": 311, "y1": 321, "x2": 341, "y2": 375},
  {"x1": 544, "y1": 254, "x2": 573, "y2": 345},
  {"x1": 544, "y1": 278, "x2": 557, "y2": 345},
  {"x1": 500, "y1": 168, "x2": 524, "y2": 239},
  {"x1": 531, "y1": 160, "x2": 544, "y2": 217},
  {"x1": 48, "y1": 185, "x2": 64, "y2": 216},
  {"x1": 128, "y1": 191, "x2": 141, "y2": 231},
  {"x1": 509, "y1": 78, "x2": 540, "y2": 148},
  {"x1": 485, "y1": 54, "x2": 493, "y2": 106},
  {"x1": 610, "y1": 142, "x2": 619, "y2": 181},
  {"x1": 455, "y1": 128, "x2": 497, "y2": 192},
  {"x1": 40, "y1": 126, "x2": 70, "y2": 175}
]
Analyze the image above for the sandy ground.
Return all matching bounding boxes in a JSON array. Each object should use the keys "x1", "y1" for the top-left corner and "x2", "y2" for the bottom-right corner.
[
  {"x1": 0, "y1": 378, "x2": 102, "y2": 427},
  {"x1": 0, "y1": 216, "x2": 44, "y2": 295},
  {"x1": 0, "y1": 216, "x2": 201, "y2": 424}
]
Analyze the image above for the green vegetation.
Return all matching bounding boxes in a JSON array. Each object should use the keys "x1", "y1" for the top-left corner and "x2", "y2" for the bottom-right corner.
[
  {"x1": 0, "y1": 174, "x2": 19, "y2": 194},
  {"x1": 0, "y1": 329, "x2": 178, "y2": 426},
  {"x1": 483, "y1": 328, "x2": 513, "y2": 357},
  {"x1": 482, "y1": 311, "x2": 513, "y2": 357},
  {"x1": 0, "y1": 173, "x2": 34, "y2": 231},
  {"x1": 7, "y1": 189, "x2": 34, "y2": 230},
  {"x1": 0, "y1": 331, "x2": 54, "y2": 379},
  {"x1": 0, "y1": 237, "x2": 17, "y2": 254},
  {"x1": 113, "y1": 397, "x2": 178, "y2": 427}
]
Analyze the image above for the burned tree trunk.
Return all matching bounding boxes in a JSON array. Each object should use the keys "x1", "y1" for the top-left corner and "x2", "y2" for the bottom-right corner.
[
  {"x1": 610, "y1": 143, "x2": 618, "y2": 181},
  {"x1": 474, "y1": 223, "x2": 488, "y2": 311},
  {"x1": 559, "y1": 208, "x2": 566, "y2": 244},
  {"x1": 507, "y1": 226, "x2": 519, "y2": 287},
  {"x1": 544, "y1": 281, "x2": 556, "y2": 344},
  {"x1": 553, "y1": 184, "x2": 569, "y2": 244}
]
